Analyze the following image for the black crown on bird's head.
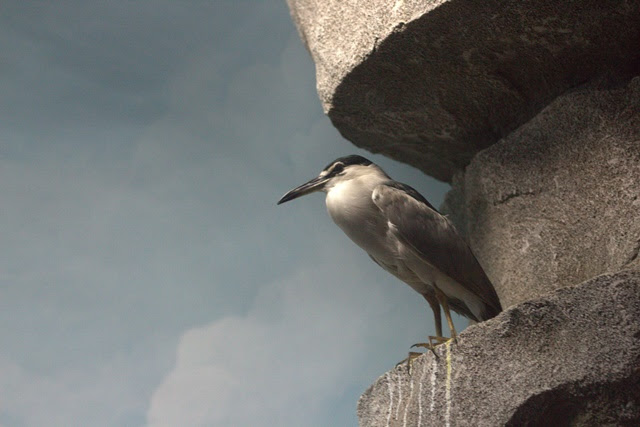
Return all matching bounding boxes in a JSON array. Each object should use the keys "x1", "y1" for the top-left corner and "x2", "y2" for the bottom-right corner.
[{"x1": 322, "y1": 155, "x2": 372, "y2": 172}]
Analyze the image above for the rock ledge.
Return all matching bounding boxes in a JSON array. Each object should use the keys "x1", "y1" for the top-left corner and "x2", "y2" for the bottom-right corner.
[{"x1": 357, "y1": 271, "x2": 640, "y2": 426}]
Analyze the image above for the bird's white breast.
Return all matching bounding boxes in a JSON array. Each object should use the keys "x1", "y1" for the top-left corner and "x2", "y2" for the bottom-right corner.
[{"x1": 325, "y1": 179, "x2": 397, "y2": 263}]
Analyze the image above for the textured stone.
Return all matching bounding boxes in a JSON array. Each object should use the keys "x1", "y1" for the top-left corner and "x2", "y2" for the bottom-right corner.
[
  {"x1": 357, "y1": 271, "x2": 640, "y2": 427},
  {"x1": 442, "y1": 77, "x2": 640, "y2": 309},
  {"x1": 286, "y1": 0, "x2": 640, "y2": 181}
]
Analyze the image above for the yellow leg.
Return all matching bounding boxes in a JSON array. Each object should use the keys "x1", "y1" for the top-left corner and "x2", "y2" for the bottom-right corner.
[
  {"x1": 422, "y1": 291, "x2": 442, "y2": 338},
  {"x1": 404, "y1": 287, "x2": 458, "y2": 366},
  {"x1": 409, "y1": 288, "x2": 449, "y2": 358},
  {"x1": 434, "y1": 286, "x2": 457, "y2": 341}
]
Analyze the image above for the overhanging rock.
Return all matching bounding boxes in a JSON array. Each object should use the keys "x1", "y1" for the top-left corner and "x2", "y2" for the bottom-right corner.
[
  {"x1": 357, "y1": 271, "x2": 640, "y2": 426},
  {"x1": 287, "y1": 0, "x2": 640, "y2": 182}
]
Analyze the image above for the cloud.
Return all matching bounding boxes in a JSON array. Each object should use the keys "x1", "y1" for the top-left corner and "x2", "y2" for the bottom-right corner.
[{"x1": 147, "y1": 243, "x2": 396, "y2": 427}]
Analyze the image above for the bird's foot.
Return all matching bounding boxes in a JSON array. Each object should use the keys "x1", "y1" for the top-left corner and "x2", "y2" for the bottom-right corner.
[
  {"x1": 413, "y1": 334, "x2": 455, "y2": 350},
  {"x1": 432, "y1": 332, "x2": 458, "y2": 345},
  {"x1": 410, "y1": 340, "x2": 438, "y2": 358},
  {"x1": 395, "y1": 351, "x2": 426, "y2": 374},
  {"x1": 399, "y1": 334, "x2": 459, "y2": 372}
]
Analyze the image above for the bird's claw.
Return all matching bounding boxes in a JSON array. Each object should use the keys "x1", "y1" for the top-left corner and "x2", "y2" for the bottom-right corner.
[
  {"x1": 412, "y1": 335, "x2": 455, "y2": 351},
  {"x1": 410, "y1": 342, "x2": 438, "y2": 358},
  {"x1": 429, "y1": 335, "x2": 457, "y2": 346},
  {"x1": 396, "y1": 351, "x2": 425, "y2": 374}
]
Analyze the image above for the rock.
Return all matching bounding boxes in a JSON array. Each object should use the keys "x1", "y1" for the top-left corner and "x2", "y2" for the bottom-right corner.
[
  {"x1": 357, "y1": 271, "x2": 640, "y2": 427},
  {"x1": 442, "y1": 77, "x2": 640, "y2": 308},
  {"x1": 286, "y1": 0, "x2": 640, "y2": 181}
]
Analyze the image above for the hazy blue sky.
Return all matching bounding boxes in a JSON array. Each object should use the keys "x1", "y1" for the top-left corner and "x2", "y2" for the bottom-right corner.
[{"x1": 0, "y1": 2, "x2": 457, "y2": 426}]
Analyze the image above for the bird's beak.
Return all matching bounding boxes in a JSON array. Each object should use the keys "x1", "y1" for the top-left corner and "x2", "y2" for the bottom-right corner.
[{"x1": 277, "y1": 175, "x2": 329, "y2": 205}]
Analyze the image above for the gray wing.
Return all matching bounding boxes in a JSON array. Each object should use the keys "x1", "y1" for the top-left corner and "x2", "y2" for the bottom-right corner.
[{"x1": 372, "y1": 183, "x2": 501, "y2": 318}]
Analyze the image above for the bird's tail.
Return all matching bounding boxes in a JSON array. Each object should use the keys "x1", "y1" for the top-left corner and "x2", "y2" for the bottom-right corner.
[{"x1": 479, "y1": 280, "x2": 502, "y2": 321}]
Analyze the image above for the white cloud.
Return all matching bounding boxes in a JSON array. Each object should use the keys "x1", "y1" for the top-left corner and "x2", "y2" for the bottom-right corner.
[{"x1": 147, "y1": 245, "x2": 393, "y2": 427}]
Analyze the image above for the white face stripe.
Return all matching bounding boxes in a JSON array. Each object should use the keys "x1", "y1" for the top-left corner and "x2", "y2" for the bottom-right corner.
[
  {"x1": 319, "y1": 163, "x2": 388, "y2": 193},
  {"x1": 320, "y1": 161, "x2": 345, "y2": 177}
]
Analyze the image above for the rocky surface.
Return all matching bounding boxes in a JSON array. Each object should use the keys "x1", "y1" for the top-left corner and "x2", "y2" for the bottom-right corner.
[
  {"x1": 286, "y1": 0, "x2": 640, "y2": 181},
  {"x1": 442, "y1": 77, "x2": 640, "y2": 309},
  {"x1": 357, "y1": 271, "x2": 640, "y2": 427}
]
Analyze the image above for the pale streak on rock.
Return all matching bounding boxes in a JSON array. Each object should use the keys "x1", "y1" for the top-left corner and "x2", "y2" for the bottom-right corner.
[
  {"x1": 429, "y1": 356, "x2": 437, "y2": 413},
  {"x1": 394, "y1": 370, "x2": 402, "y2": 421},
  {"x1": 444, "y1": 342, "x2": 452, "y2": 427},
  {"x1": 402, "y1": 371, "x2": 414, "y2": 427},
  {"x1": 417, "y1": 358, "x2": 429, "y2": 427},
  {"x1": 385, "y1": 372, "x2": 393, "y2": 427}
]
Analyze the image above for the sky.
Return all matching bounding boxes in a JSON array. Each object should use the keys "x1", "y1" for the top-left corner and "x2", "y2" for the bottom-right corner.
[{"x1": 0, "y1": 2, "x2": 457, "y2": 426}]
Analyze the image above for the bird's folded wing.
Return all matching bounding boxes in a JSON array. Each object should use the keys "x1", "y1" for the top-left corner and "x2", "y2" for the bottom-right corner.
[{"x1": 372, "y1": 183, "x2": 500, "y2": 311}]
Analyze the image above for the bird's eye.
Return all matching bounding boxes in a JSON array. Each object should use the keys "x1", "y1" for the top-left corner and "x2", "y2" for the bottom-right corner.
[{"x1": 331, "y1": 163, "x2": 344, "y2": 175}]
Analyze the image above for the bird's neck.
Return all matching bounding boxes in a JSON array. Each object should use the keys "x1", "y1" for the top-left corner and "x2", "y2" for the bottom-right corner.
[
  {"x1": 324, "y1": 171, "x2": 388, "y2": 226},
  {"x1": 324, "y1": 170, "x2": 391, "y2": 257},
  {"x1": 326, "y1": 171, "x2": 387, "y2": 203}
]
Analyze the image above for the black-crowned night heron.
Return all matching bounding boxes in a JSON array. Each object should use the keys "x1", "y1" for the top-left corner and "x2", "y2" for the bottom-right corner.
[{"x1": 277, "y1": 155, "x2": 501, "y2": 349}]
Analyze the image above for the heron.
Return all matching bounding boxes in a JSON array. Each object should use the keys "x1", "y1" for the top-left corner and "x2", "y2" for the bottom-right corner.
[{"x1": 277, "y1": 155, "x2": 501, "y2": 351}]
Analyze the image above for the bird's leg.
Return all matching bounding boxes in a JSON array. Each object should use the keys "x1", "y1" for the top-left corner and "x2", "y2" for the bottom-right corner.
[
  {"x1": 423, "y1": 292, "x2": 443, "y2": 338},
  {"x1": 410, "y1": 292, "x2": 442, "y2": 356},
  {"x1": 435, "y1": 286, "x2": 458, "y2": 342}
]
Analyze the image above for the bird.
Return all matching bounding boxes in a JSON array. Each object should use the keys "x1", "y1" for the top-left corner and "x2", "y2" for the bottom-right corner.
[{"x1": 277, "y1": 155, "x2": 501, "y2": 349}]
